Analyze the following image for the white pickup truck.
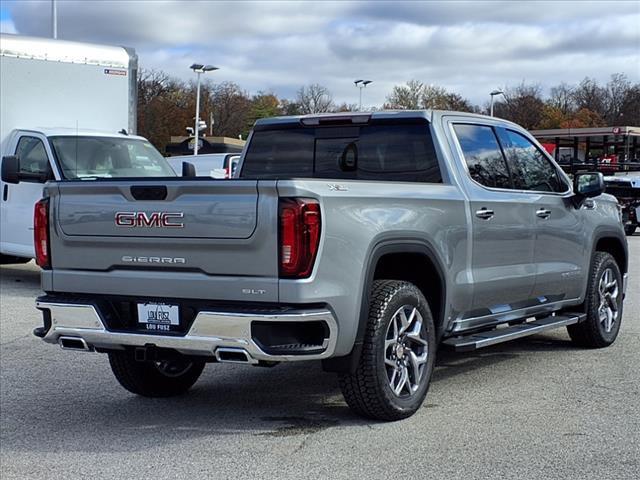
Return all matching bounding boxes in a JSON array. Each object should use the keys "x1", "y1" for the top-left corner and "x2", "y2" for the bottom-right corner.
[{"x1": 0, "y1": 33, "x2": 140, "y2": 262}]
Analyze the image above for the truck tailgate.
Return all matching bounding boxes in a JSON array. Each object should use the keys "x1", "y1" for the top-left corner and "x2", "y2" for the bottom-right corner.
[{"x1": 46, "y1": 180, "x2": 280, "y2": 301}]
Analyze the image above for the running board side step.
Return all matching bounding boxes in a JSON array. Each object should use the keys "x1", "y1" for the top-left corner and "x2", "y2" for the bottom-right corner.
[{"x1": 442, "y1": 313, "x2": 586, "y2": 352}]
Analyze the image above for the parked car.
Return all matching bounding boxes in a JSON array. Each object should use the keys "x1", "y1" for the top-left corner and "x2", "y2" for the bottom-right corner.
[
  {"x1": 167, "y1": 153, "x2": 240, "y2": 178},
  {"x1": 604, "y1": 174, "x2": 640, "y2": 235},
  {"x1": 23, "y1": 111, "x2": 628, "y2": 421}
]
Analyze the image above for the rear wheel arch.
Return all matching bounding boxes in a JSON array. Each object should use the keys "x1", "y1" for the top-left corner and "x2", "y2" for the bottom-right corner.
[
  {"x1": 370, "y1": 248, "x2": 446, "y2": 337},
  {"x1": 322, "y1": 239, "x2": 447, "y2": 374}
]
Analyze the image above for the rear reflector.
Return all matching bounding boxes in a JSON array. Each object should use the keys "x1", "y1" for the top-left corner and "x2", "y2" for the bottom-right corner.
[
  {"x1": 279, "y1": 198, "x2": 321, "y2": 278},
  {"x1": 34, "y1": 198, "x2": 50, "y2": 268}
]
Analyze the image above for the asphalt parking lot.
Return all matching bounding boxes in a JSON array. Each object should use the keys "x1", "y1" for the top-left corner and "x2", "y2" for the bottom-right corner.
[{"x1": 1, "y1": 236, "x2": 638, "y2": 480}]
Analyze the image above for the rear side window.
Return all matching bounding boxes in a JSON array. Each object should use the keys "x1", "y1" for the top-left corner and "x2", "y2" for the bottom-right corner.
[
  {"x1": 499, "y1": 130, "x2": 567, "y2": 193},
  {"x1": 453, "y1": 124, "x2": 511, "y2": 189},
  {"x1": 241, "y1": 123, "x2": 442, "y2": 183},
  {"x1": 242, "y1": 129, "x2": 314, "y2": 178}
]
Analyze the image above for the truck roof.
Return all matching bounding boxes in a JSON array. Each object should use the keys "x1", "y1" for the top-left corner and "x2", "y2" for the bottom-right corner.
[
  {"x1": 0, "y1": 33, "x2": 133, "y2": 68},
  {"x1": 15, "y1": 127, "x2": 147, "y2": 141},
  {"x1": 254, "y1": 110, "x2": 521, "y2": 128}
]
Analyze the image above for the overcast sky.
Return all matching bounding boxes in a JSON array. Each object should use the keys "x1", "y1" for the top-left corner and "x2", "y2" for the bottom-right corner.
[{"x1": 1, "y1": 0, "x2": 639, "y2": 107}]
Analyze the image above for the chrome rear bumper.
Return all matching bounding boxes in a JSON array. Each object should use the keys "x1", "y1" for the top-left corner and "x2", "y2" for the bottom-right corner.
[{"x1": 36, "y1": 300, "x2": 338, "y2": 362}]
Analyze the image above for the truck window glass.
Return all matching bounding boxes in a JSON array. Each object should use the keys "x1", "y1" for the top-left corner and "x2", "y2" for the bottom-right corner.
[
  {"x1": 15, "y1": 136, "x2": 49, "y2": 175},
  {"x1": 242, "y1": 129, "x2": 314, "y2": 177},
  {"x1": 453, "y1": 124, "x2": 512, "y2": 189},
  {"x1": 501, "y1": 130, "x2": 566, "y2": 193},
  {"x1": 50, "y1": 137, "x2": 176, "y2": 179},
  {"x1": 242, "y1": 124, "x2": 441, "y2": 183}
]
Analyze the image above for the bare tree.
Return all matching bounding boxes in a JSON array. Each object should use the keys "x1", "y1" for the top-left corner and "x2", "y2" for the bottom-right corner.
[
  {"x1": 572, "y1": 77, "x2": 607, "y2": 118},
  {"x1": 548, "y1": 82, "x2": 575, "y2": 115},
  {"x1": 385, "y1": 79, "x2": 424, "y2": 109},
  {"x1": 619, "y1": 84, "x2": 640, "y2": 126},
  {"x1": 296, "y1": 84, "x2": 334, "y2": 114},
  {"x1": 604, "y1": 73, "x2": 631, "y2": 124},
  {"x1": 493, "y1": 82, "x2": 545, "y2": 129}
]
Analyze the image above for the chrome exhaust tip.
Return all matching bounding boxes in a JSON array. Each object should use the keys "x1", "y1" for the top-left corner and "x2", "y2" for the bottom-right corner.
[
  {"x1": 215, "y1": 347, "x2": 257, "y2": 364},
  {"x1": 58, "y1": 336, "x2": 91, "y2": 352}
]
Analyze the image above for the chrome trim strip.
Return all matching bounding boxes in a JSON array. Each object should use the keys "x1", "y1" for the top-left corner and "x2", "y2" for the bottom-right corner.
[{"x1": 36, "y1": 301, "x2": 338, "y2": 362}]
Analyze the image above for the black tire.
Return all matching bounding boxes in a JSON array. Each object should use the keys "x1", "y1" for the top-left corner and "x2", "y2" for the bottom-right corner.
[
  {"x1": 108, "y1": 350, "x2": 205, "y2": 397},
  {"x1": 624, "y1": 224, "x2": 637, "y2": 236},
  {"x1": 338, "y1": 280, "x2": 437, "y2": 421},
  {"x1": 567, "y1": 252, "x2": 624, "y2": 348}
]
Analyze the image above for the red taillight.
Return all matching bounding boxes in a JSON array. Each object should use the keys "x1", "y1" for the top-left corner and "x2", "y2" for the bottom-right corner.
[
  {"x1": 34, "y1": 198, "x2": 50, "y2": 268},
  {"x1": 279, "y1": 198, "x2": 321, "y2": 278}
]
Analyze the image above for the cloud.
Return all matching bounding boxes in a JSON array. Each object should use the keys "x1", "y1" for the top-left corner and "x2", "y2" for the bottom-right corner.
[{"x1": 3, "y1": 0, "x2": 639, "y2": 107}]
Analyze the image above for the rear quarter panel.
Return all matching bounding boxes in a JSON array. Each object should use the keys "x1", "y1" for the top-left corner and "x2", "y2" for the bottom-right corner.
[{"x1": 276, "y1": 179, "x2": 469, "y2": 356}]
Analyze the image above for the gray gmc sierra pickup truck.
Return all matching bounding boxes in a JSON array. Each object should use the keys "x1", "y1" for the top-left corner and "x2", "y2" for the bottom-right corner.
[{"x1": 16, "y1": 110, "x2": 629, "y2": 420}]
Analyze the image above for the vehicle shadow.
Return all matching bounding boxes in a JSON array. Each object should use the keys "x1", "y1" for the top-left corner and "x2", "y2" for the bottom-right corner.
[
  {"x1": 1, "y1": 333, "x2": 581, "y2": 454},
  {"x1": 0, "y1": 263, "x2": 40, "y2": 289}
]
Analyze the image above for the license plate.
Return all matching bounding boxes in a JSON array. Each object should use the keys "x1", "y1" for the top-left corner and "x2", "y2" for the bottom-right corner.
[{"x1": 137, "y1": 303, "x2": 179, "y2": 332}]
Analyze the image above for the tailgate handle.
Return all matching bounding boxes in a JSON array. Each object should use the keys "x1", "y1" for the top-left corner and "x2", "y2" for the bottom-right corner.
[{"x1": 130, "y1": 185, "x2": 168, "y2": 201}]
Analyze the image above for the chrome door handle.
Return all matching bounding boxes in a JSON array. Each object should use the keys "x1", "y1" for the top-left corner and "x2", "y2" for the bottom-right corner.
[
  {"x1": 475, "y1": 208, "x2": 495, "y2": 220},
  {"x1": 536, "y1": 208, "x2": 551, "y2": 219}
]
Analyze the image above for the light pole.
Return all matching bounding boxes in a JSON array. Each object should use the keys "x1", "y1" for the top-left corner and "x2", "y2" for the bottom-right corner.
[
  {"x1": 354, "y1": 79, "x2": 372, "y2": 111},
  {"x1": 490, "y1": 89, "x2": 504, "y2": 117},
  {"x1": 190, "y1": 64, "x2": 218, "y2": 155},
  {"x1": 51, "y1": 0, "x2": 57, "y2": 39}
]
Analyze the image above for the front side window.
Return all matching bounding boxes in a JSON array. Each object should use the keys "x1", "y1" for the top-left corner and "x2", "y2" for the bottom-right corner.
[
  {"x1": 500, "y1": 130, "x2": 567, "y2": 193},
  {"x1": 50, "y1": 136, "x2": 175, "y2": 179},
  {"x1": 15, "y1": 136, "x2": 50, "y2": 176},
  {"x1": 453, "y1": 124, "x2": 511, "y2": 189}
]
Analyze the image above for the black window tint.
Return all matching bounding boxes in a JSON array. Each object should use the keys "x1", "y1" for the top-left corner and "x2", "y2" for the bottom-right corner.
[
  {"x1": 501, "y1": 130, "x2": 566, "y2": 193},
  {"x1": 359, "y1": 125, "x2": 441, "y2": 182},
  {"x1": 241, "y1": 129, "x2": 314, "y2": 178},
  {"x1": 15, "y1": 136, "x2": 49, "y2": 175},
  {"x1": 314, "y1": 138, "x2": 358, "y2": 179},
  {"x1": 243, "y1": 124, "x2": 441, "y2": 183},
  {"x1": 453, "y1": 124, "x2": 512, "y2": 189}
]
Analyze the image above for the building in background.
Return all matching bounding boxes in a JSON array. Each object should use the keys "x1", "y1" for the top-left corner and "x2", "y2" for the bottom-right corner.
[{"x1": 165, "y1": 136, "x2": 245, "y2": 156}]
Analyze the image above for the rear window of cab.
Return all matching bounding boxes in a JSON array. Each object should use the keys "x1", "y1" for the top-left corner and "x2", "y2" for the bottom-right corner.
[{"x1": 241, "y1": 121, "x2": 442, "y2": 183}]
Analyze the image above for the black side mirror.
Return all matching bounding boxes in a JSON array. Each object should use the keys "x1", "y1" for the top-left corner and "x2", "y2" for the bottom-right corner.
[
  {"x1": 1, "y1": 156, "x2": 20, "y2": 184},
  {"x1": 574, "y1": 172, "x2": 605, "y2": 197},
  {"x1": 182, "y1": 161, "x2": 196, "y2": 178}
]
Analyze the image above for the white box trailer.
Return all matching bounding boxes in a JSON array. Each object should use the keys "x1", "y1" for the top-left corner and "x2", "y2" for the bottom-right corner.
[{"x1": 0, "y1": 33, "x2": 139, "y2": 261}]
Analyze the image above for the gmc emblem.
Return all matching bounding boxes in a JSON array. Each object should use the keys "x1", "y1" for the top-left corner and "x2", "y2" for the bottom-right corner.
[{"x1": 115, "y1": 212, "x2": 184, "y2": 228}]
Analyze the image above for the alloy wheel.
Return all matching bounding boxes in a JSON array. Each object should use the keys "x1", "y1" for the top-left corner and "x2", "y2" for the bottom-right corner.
[
  {"x1": 384, "y1": 305, "x2": 429, "y2": 397},
  {"x1": 598, "y1": 268, "x2": 619, "y2": 333}
]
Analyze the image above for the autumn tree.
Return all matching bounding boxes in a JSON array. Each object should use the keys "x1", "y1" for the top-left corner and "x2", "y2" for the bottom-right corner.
[
  {"x1": 137, "y1": 69, "x2": 192, "y2": 153},
  {"x1": 207, "y1": 81, "x2": 251, "y2": 138},
  {"x1": 538, "y1": 105, "x2": 567, "y2": 129}
]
